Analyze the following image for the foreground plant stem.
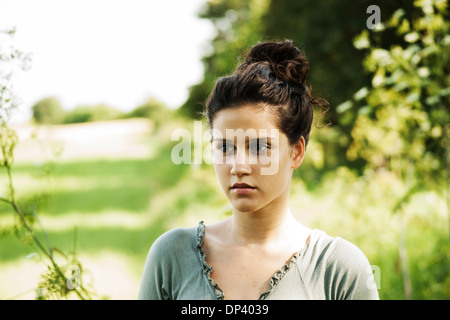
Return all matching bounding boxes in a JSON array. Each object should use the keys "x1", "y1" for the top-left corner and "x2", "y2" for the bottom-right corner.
[{"x1": 0, "y1": 143, "x2": 89, "y2": 300}]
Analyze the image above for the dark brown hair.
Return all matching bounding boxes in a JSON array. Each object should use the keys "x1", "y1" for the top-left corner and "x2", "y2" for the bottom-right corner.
[{"x1": 205, "y1": 40, "x2": 328, "y2": 146}]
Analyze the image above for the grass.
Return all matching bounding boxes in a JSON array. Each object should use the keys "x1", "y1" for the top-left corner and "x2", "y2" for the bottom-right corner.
[{"x1": 0, "y1": 152, "x2": 229, "y2": 298}]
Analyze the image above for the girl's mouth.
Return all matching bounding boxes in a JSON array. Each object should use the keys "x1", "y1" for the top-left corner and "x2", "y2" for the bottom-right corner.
[{"x1": 231, "y1": 183, "x2": 256, "y2": 194}]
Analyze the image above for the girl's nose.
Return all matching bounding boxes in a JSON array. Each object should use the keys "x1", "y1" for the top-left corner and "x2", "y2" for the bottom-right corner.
[{"x1": 230, "y1": 148, "x2": 251, "y2": 176}]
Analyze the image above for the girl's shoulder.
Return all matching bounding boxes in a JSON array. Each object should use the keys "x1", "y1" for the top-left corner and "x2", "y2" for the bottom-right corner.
[
  {"x1": 147, "y1": 223, "x2": 201, "y2": 259},
  {"x1": 304, "y1": 230, "x2": 379, "y2": 299},
  {"x1": 309, "y1": 230, "x2": 371, "y2": 269}
]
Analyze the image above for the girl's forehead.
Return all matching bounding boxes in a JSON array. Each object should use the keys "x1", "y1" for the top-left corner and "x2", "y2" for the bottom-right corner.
[
  {"x1": 212, "y1": 105, "x2": 278, "y2": 128},
  {"x1": 209, "y1": 105, "x2": 288, "y2": 143},
  {"x1": 211, "y1": 128, "x2": 280, "y2": 141}
]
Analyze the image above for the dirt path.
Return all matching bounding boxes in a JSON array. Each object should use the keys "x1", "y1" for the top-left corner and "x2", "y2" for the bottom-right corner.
[{"x1": 10, "y1": 118, "x2": 154, "y2": 162}]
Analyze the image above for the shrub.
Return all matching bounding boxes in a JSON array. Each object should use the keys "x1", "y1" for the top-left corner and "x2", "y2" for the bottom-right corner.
[
  {"x1": 126, "y1": 97, "x2": 171, "y2": 129},
  {"x1": 64, "y1": 104, "x2": 124, "y2": 124},
  {"x1": 32, "y1": 97, "x2": 65, "y2": 125}
]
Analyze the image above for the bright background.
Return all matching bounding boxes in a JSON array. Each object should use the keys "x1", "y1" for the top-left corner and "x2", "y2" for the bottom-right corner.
[{"x1": 0, "y1": 0, "x2": 214, "y2": 122}]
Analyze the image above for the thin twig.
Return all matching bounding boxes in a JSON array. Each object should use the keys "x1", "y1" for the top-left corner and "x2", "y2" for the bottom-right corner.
[
  {"x1": 2, "y1": 145, "x2": 89, "y2": 300},
  {"x1": 32, "y1": 210, "x2": 53, "y2": 257},
  {"x1": 0, "y1": 197, "x2": 11, "y2": 204}
]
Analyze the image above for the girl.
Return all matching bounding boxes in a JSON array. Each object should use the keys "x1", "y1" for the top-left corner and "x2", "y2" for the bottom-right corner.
[{"x1": 138, "y1": 40, "x2": 379, "y2": 300}]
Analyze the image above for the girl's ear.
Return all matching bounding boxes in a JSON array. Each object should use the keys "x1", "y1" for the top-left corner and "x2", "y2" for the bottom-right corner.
[{"x1": 291, "y1": 136, "x2": 305, "y2": 169}]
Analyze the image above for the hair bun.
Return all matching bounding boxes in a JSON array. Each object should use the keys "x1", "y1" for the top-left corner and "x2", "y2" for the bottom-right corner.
[{"x1": 243, "y1": 40, "x2": 309, "y2": 86}]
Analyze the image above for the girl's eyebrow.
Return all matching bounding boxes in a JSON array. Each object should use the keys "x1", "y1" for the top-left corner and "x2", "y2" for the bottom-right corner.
[
  {"x1": 212, "y1": 137, "x2": 277, "y2": 144},
  {"x1": 249, "y1": 137, "x2": 275, "y2": 142},
  {"x1": 212, "y1": 138, "x2": 232, "y2": 142},
  {"x1": 212, "y1": 137, "x2": 277, "y2": 140}
]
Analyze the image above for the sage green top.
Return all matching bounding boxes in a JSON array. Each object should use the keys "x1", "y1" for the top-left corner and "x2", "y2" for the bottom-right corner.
[{"x1": 138, "y1": 221, "x2": 379, "y2": 300}]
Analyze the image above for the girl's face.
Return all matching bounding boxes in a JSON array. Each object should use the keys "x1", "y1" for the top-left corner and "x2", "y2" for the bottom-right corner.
[{"x1": 211, "y1": 104, "x2": 305, "y2": 214}]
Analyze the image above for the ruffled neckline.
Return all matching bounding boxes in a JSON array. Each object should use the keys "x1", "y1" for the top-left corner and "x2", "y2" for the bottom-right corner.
[
  {"x1": 196, "y1": 221, "x2": 225, "y2": 299},
  {"x1": 195, "y1": 221, "x2": 311, "y2": 300}
]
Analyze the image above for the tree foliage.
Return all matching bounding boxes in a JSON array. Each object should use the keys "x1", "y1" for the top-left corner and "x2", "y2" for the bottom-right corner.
[
  {"x1": 338, "y1": 1, "x2": 450, "y2": 298},
  {"x1": 344, "y1": 0, "x2": 449, "y2": 188},
  {"x1": 0, "y1": 27, "x2": 31, "y2": 125},
  {"x1": 177, "y1": 0, "x2": 269, "y2": 119},
  {"x1": 31, "y1": 96, "x2": 171, "y2": 127},
  {"x1": 125, "y1": 96, "x2": 172, "y2": 129},
  {"x1": 32, "y1": 97, "x2": 65, "y2": 125},
  {"x1": 63, "y1": 103, "x2": 124, "y2": 124}
]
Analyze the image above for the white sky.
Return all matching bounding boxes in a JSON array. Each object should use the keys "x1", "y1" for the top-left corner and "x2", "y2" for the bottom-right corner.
[{"x1": 0, "y1": 0, "x2": 215, "y2": 123}]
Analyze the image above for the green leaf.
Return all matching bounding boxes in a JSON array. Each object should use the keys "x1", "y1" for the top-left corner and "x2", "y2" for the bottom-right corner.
[
  {"x1": 336, "y1": 100, "x2": 353, "y2": 113},
  {"x1": 425, "y1": 95, "x2": 439, "y2": 105},
  {"x1": 404, "y1": 32, "x2": 420, "y2": 43},
  {"x1": 353, "y1": 87, "x2": 369, "y2": 101},
  {"x1": 353, "y1": 30, "x2": 370, "y2": 50},
  {"x1": 358, "y1": 106, "x2": 371, "y2": 115},
  {"x1": 406, "y1": 92, "x2": 420, "y2": 103}
]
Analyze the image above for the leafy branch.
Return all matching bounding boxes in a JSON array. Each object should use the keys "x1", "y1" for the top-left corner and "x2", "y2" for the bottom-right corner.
[
  {"x1": 0, "y1": 28, "x2": 93, "y2": 300},
  {"x1": 342, "y1": 0, "x2": 450, "y2": 299}
]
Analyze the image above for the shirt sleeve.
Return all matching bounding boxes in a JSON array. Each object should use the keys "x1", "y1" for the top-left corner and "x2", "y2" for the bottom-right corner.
[
  {"x1": 326, "y1": 238, "x2": 380, "y2": 300},
  {"x1": 138, "y1": 231, "x2": 174, "y2": 300}
]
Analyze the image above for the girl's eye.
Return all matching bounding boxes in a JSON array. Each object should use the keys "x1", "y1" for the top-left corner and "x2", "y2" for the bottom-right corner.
[
  {"x1": 215, "y1": 141, "x2": 270, "y2": 154},
  {"x1": 218, "y1": 143, "x2": 234, "y2": 154},
  {"x1": 250, "y1": 142, "x2": 269, "y2": 153}
]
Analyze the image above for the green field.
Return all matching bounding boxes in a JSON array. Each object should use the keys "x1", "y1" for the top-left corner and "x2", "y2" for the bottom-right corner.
[{"x1": 0, "y1": 119, "x2": 448, "y2": 300}]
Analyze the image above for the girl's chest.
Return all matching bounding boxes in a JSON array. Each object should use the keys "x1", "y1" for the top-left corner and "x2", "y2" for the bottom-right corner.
[{"x1": 204, "y1": 246, "x2": 297, "y2": 300}]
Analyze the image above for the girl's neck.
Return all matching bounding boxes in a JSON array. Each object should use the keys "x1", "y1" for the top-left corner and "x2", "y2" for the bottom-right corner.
[{"x1": 228, "y1": 202, "x2": 300, "y2": 246}]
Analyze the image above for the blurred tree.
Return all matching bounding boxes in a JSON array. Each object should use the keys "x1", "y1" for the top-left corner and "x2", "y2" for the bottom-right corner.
[
  {"x1": 346, "y1": 0, "x2": 449, "y2": 188},
  {"x1": 32, "y1": 97, "x2": 65, "y2": 125},
  {"x1": 126, "y1": 96, "x2": 172, "y2": 129},
  {"x1": 263, "y1": 0, "x2": 416, "y2": 109},
  {"x1": 63, "y1": 105, "x2": 91, "y2": 124},
  {"x1": 64, "y1": 104, "x2": 123, "y2": 124},
  {"x1": 89, "y1": 104, "x2": 124, "y2": 122},
  {"x1": 177, "y1": 0, "x2": 269, "y2": 119},
  {"x1": 342, "y1": 0, "x2": 449, "y2": 299}
]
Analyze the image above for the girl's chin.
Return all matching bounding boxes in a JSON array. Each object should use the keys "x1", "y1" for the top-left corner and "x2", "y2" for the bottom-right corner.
[{"x1": 227, "y1": 200, "x2": 262, "y2": 214}]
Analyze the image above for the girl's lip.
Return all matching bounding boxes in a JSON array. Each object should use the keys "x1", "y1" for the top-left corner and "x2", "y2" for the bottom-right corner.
[
  {"x1": 231, "y1": 187, "x2": 256, "y2": 194},
  {"x1": 231, "y1": 183, "x2": 255, "y2": 188}
]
